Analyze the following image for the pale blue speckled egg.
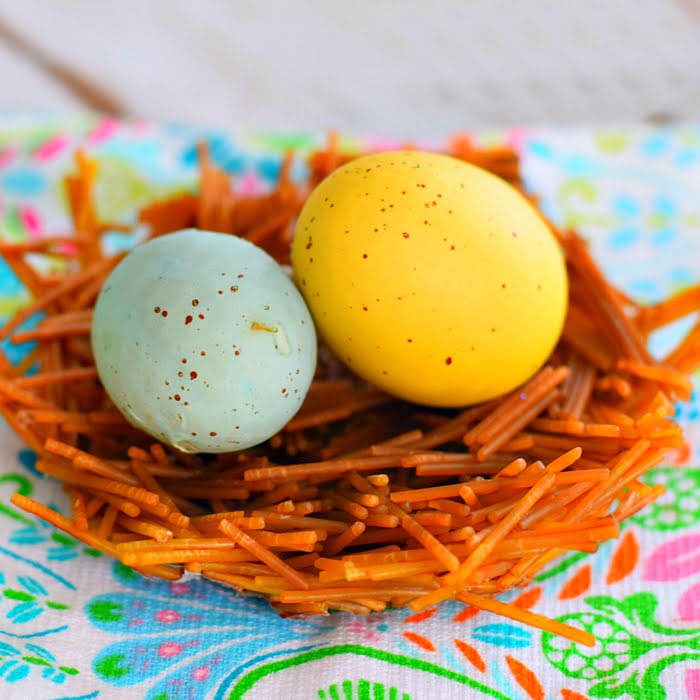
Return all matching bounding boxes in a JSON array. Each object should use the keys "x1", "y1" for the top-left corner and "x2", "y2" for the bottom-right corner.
[{"x1": 91, "y1": 229, "x2": 317, "y2": 453}]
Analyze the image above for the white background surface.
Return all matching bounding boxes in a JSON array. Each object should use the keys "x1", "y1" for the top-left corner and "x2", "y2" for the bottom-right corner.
[{"x1": 0, "y1": 0, "x2": 699, "y2": 135}]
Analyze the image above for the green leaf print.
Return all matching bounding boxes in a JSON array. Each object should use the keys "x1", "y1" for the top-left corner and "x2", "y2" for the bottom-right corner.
[
  {"x1": 317, "y1": 679, "x2": 409, "y2": 700},
  {"x1": 0, "y1": 473, "x2": 34, "y2": 525},
  {"x1": 23, "y1": 656, "x2": 52, "y2": 667},
  {"x1": 87, "y1": 600, "x2": 124, "y2": 623},
  {"x1": 3, "y1": 589, "x2": 35, "y2": 602},
  {"x1": 543, "y1": 593, "x2": 700, "y2": 699},
  {"x1": 587, "y1": 593, "x2": 700, "y2": 638},
  {"x1": 58, "y1": 666, "x2": 79, "y2": 675},
  {"x1": 50, "y1": 532, "x2": 77, "y2": 547},
  {"x1": 113, "y1": 561, "x2": 139, "y2": 581},
  {"x1": 94, "y1": 652, "x2": 131, "y2": 680},
  {"x1": 633, "y1": 467, "x2": 700, "y2": 531}
]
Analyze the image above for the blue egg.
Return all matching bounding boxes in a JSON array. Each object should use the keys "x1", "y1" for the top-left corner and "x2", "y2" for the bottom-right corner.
[{"x1": 91, "y1": 229, "x2": 317, "y2": 452}]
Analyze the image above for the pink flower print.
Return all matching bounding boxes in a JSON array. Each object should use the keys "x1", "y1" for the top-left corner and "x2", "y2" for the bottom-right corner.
[
  {"x1": 34, "y1": 134, "x2": 69, "y2": 162},
  {"x1": 19, "y1": 206, "x2": 42, "y2": 238},
  {"x1": 505, "y1": 127, "x2": 531, "y2": 151},
  {"x1": 57, "y1": 242, "x2": 78, "y2": 256},
  {"x1": 0, "y1": 145, "x2": 16, "y2": 168},
  {"x1": 679, "y1": 581, "x2": 700, "y2": 621},
  {"x1": 86, "y1": 119, "x2": 119, "y2": 145},
  {"x1": 644, "y1": 534, "x2": 700, "y2": 581},
  {"x1": 169, "y1": 581, "x2": 192, "y2": 595},
  {"x1": 347, "y1": 621, "x2": 367, "y2": 634},
  {"x1": 686, "y1": 669, "x2": 700, "y2": 699},
  {"x1": 235, "y1": 171, "x2": 263, "y2": 196},
  {"x1": 346, "y1": 620, "x2": 380, "y2": 643},
  {"x1": 192, "y1": 666, "x2": 210, "y2": 681},
  {"x1": 156, "y1": 609, "x2": 182, "y2": 623},
  {"x1": 158, "y1": 642, "x2": 183, "y2": 658},
  {"x1": 363, "y1": 138, "x2": 407, "y2": 152}
]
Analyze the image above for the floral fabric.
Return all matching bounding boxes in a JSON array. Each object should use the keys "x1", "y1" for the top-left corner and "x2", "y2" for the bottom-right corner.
[{"x1": 0, "y1": 116, "x2": 699, "y2": 699}]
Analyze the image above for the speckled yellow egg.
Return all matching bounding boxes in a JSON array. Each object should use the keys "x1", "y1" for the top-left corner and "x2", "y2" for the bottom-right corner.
[{"x1": 291, "y1": 150, "x2": 567, "y2": 407}]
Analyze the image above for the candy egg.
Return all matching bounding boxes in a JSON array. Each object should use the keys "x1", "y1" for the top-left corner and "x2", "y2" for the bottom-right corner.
[
  {"x1": 92, "y1": 229, "x2": 316, "y2": 452},
  {"x1": 292, "y1": 151, "x2": 567, "y2": 407}
]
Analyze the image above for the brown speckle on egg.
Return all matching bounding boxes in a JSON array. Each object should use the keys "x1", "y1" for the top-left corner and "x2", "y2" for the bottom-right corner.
[{"x1": 445, "y1": 357, "x2": 453, "y2": 365}]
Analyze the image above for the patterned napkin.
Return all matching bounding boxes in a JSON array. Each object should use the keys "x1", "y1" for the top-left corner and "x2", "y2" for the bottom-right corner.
[{"x1": 0, "y1": 116, "x2": 699, "y2": 700}]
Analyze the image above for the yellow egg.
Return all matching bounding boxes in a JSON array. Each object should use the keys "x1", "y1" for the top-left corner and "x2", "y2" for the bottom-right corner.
[{"x1": 292, "y1": 151, "x2": 568, "y2": 407}]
